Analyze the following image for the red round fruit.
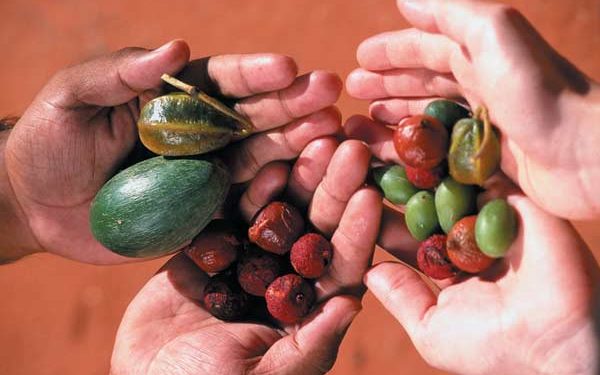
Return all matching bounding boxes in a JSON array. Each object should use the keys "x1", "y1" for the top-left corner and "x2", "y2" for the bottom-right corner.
[
  {"x1": 447, "y1": 216, "x2": 495, "y2": 273},
  {"x1": 393, "y1": 115, "x2": 448, "y2": 169},
  {"x1": 248, "y1": 201, "x2": 304, "y2": 254},
  {"x1": 290, "y1": 233, "x2": 332, "y2": 278},
  {"x1": 184, "y1": 220, "x2": 240, "y2": 273},
  {"x1": 416, "y1": 234, "x2": 456, "y2": 280},
  {"x1": 265, "y1": 274, "x2": 315, "y2": 324},
  {"x1": 237, "y1": 247, "x2": 282, "y2": 296},
  {"x1": 203, "y1": 274, "x2": 249, "y2": 321},
  {"x1": 405, "y1": 165, "x2": 446, "y2": 190}
]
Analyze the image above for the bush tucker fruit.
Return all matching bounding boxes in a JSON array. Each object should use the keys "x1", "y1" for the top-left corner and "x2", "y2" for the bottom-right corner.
[
  {"x1": 435, "y1": 177, "x2": 477, "y2": 233},
  {"x1": 265, "y1": 274, "x2": 316, "y2": 324},
  {"x1": 405, "y1": 191, "x2": 440, "y2": 241},
  {"x1": 237, "y1": 247, "x2": 283, "y2": 296},
  {"x1": 290, "y1": 233, "x2": 333, "y2": 278},
  {"x1": 393, "y1": 115, "x2": 448, "y2": 169},
  {"x1": 475, "y1": 199, "x2": 517, "y2": 258},
  {"x1": 424, "y1": 99, "x2": 470, "y2": 130},
  {"x1": 373, "y1": 165, "x2": 419, "y2": 205},
  {"x1": 375, "y1": 101, "x2": 515, "y2": 280},
  {"x1": 417, "y1": 234, "x2": 456, "y2": 280},
  {"x1": 184, "y1": 220, "x2": 240, "y2": 273},
  {"x1": 198, "y1": 200, "x2": 331, "y2": 324},
  {"x1": 248, "y1": 201, "x2": 304, "y2": 254},
  {"x1": 203, "y1": 273, "x2": 249, "y2": 321},
  {"x1": 447, "y1": 216, "x2": 494, "y2": 273},
  {"x1": 138, "y1": 74, "x2": 253, "y2": 156},
  {"x1": 405, "y1": 165, "x2": 446, "y2": 190},
  {"x1": 90, "y1": 156, "x2": 231, "y2": 258},
  {"x1": 448, "y1": 108, "x2": 500, "y2": 186}
]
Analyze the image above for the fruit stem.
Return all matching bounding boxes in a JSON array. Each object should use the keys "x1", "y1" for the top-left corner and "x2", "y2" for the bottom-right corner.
[
  {"x1": 161, "y1": 73, "x2": 198, "y2": 96},
  {"x1": 160, "y1": 73, "x2": 254, "y2": 138},
  {"x1": 473, "y1": 106, "x2": 492, "y2": 160}
]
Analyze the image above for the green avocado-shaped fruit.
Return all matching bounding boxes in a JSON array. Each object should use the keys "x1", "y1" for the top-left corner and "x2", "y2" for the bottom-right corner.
[
  {"x1": 373, "y1": 165, "x2": 419, "y2": 205},
  {"x1": 90, "y1": 156, "x2": 231, "y2": 258},
  {"x1": 475, "y1": 199, "x2": 517, "y2": 258},
  {"x1": 405, "y1": 191, "x2": 440, "y2": 241},
  {"x1": 424, "y1": 99, "x2": 470, "y2": 130},
  {"x1": 435, "y1": 177, "x2": 477, "y2": 233}
]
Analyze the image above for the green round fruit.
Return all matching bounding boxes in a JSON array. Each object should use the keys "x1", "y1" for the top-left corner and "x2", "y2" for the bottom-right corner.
[
  {"x1": 90, "y1": 156, "x2": 231, "y2": 258},
  {"x1": 435, "y1": 177, "x2": 477, "y2": 233},
  {"x1": 373, "y1": 165, "x2": 419, "y2": 205},
  {"x1": 424, "y1": 99, "x2": 470, "y2": 130},
  {"x1": 475, "y1": 199, "x2": 517, "y2": 258},
  {"x1": 405, "y1": 191, "x2": 440, "y2": 241}
]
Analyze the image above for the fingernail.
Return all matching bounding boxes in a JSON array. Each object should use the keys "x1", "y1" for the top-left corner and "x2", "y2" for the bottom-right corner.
[
  {"x1": 151, "y1": 40, "x2": 176, "y2": 55},
  {"x1": 336, "y1": 307, "x2": 361, "y2": 335},
  {"x1": 401, "y1": 0, "x2": 427, "y2": 13}
]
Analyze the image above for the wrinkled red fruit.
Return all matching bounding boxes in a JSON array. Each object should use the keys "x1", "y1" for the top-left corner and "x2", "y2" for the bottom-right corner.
[
  {"x1": 447, "y1": 216, "x2": 495, "y2": 273},
  {"x1": 203, "y1": 274, "x2": 249, "y2": 321},
  {"x1": 417, "y1": 234, "x2": 456, "y2": 280},
  {"x1": 405, "y1": 165, "x2": 446, "y2": 190},
  {"x1": 248, "y1": 201, "x2": 304, "y2": 254},
  {"x1": 265, "y1": 274, "x2": 315, "y2": 324},
  {"x1": 237, "y1": 247, "x2": 282, "y2": 296},
  {"x1": 184, "y1": 220, "x2": 240, "y2": 273},
  {"x1": 393, "y1": 115, "x2": 448, "y2": 169},
  {"x1": 290, "y1": 233, "x2": 332, "y2": 279}
]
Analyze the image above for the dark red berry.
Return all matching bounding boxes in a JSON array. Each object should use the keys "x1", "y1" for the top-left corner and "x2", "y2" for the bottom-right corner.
[
  {"x1": 248, "y1": 201, "x2": 304, "y2": 254},
  {"x1": 237, "y1": 247, "x2": 282, "y2": 296},
  {"x1": 203, "y1": 274, "x2": 249, "y2": 321},
  {"x1": 265, "y1": 274, "x2": 315, "y2": 324},
  {"x1": 393, "y1": 115, "x2": 448, "y2": 169},
  {"x1": 405, "y1": 165, "x2": 446, "y2": 190},
  {"x1": 290, "y1": 233, "x2": 332, "y2": 278},
  {"x1": 185, "y1": 220, "x2": 240, "y2": 273},
  {"x1": 447, "y1": 216, "x2": 495, "y2": 273},
  {"x1": 416, "y1": 234, "x2": 456, "y2": 280}
]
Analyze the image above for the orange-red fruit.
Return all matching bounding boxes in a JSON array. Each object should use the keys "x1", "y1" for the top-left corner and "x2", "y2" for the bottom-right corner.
[
  {"x1": 203, "y1": 273, "x2": 249, "y2": 321},
  {"x1": 237, "y1": 247, "x2": 282, "y2": 296},
  {"x1": 417, "y1": 234, "x2": 456, "y2": 280},
  {"x1": 265, "y1": 274, "x2": 315, "y2": 324},
  {"x1": 290, "y1": 233, "x2": 332, "y2": 279},
  {"x1": 248, "y1": 201, "x2": 304, "y2": 254},
  {"x1": 447, "y1": 216, "x2": 495, "y2": 273},
  {"x1": 405, "y1": 165, "x2": 446, "y2": 190},
  {"x1": 184, "y1": 220, "x2": 240, "y2": 273},
  {"x1": 393, "y1": 115, "x2": 448, "y2": 169}
]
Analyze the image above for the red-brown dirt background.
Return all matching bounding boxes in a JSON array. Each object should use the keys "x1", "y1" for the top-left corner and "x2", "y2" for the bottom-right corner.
[{"x1": 0, "y1": 1, "x2": 599, "y2": 374}]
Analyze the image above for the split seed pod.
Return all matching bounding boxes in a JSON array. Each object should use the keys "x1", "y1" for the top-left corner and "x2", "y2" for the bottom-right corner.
[
  {"x1": 138, "y1": 74, "x2": 253, "y2": 156},
  {"x1": 448, "y1": 107, "x2": 500, "y2": 186}
]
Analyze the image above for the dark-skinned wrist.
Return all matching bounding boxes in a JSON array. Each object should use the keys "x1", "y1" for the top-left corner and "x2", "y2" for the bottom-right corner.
[{"x1": 0, "y1": 124, "x2": 42, "y2": 263}]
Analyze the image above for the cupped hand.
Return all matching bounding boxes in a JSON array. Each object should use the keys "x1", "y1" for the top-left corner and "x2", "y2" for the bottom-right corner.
[
  {"x1": 345, "y1": 0, "x2": 600, "y2": 220},
  {"x1": 110, "y1": 139, "x2": 382, "y2": 375},
  {"x1": 4, "y1": 40, "x2": 343, "y2": 264},
  {"x1": 365, "y1": 177, "x2": 599, "y2": 375}
]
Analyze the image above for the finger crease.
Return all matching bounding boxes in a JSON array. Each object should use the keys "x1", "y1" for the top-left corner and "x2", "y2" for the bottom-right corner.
[
  {"x1": 321, "y1": 178, "x2": 350, "y2": 206},
  {"x1": 239, "y1": 143, "x2": 262, "y2": 176},
  {"x1": 237, "y1": 55, "x2": 255, "y2": 96},
  {"x1": 116, "y1": 66, "x2": 140, "y2": 96},
  {"x1": 277, "y1": 90, "x2": 297, "y2": 121}
]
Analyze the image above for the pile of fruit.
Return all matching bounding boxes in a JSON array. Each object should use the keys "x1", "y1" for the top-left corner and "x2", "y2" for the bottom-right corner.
[
  {"x1": 374, "y1": 100, "x2": 517, "y2": 279},
  {"x1": 88, "y1": 75, "x2": 329, "y2": 324},
  {"x1": 88, "y1": 72, "x2": 519, "y2": 324},
  {"x1": 190, "y1": 201, "x2": 331, "y2": 323}
]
